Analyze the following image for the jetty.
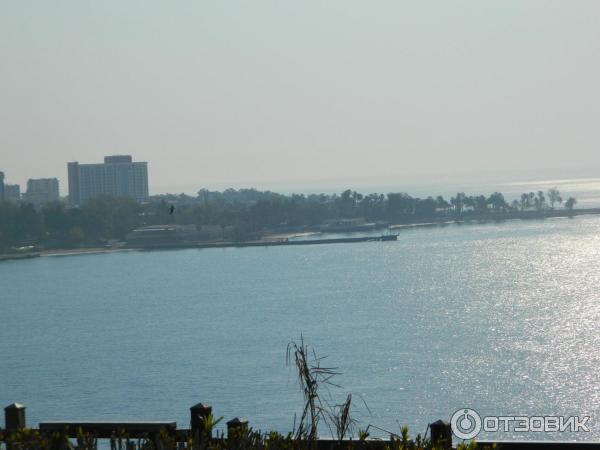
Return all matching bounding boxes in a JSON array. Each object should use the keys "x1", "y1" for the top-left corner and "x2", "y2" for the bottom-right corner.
[
  {"x1": 127, "y1": 234, "x2": 397, "y2": 251},
  {"x1": 0, "y1": 252, "x2": 40, "y2": 262}
]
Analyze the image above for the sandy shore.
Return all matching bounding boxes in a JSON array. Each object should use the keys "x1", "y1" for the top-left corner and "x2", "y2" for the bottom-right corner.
[
  {"x1": 262, "y1": 231, "x2": 320, "y2": 240},
  {"x1": 41, "y1": 248, "x2": 135, "y2": 257}
]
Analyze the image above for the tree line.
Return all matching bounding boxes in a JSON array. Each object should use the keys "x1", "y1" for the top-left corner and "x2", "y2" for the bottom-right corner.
[{"x1": 0, "y1": 187, "x2": 578, "y2": 250}]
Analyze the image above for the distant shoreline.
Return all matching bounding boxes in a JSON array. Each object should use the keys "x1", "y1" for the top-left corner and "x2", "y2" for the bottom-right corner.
[
  {"x1": 388, "y1": 207, "x2": 600, "y2": 228},
  {"x1": 1, "y1": 208, "x2": 599, "y2": 262},
  {"x1": 41, "y1": 248, "x2": 137, "y2": 257}
]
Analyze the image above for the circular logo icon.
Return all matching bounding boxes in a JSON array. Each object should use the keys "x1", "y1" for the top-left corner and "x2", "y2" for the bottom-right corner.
[{"x1": 451, "y1": 408, "x2": 482, "y2": 440}]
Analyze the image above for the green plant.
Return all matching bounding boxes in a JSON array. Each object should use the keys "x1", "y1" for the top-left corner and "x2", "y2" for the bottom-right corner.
[
  {"x1": 287, "y1": 335, "x2": 345, "y2": 441},
  {"x1": 325, "y1": 394, "x2": 356, "y2": 442}
]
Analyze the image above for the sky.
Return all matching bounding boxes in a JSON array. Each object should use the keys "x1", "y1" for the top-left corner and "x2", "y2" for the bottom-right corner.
[{"x1": 2, "y1": 1, "x2": 600, "y2": 195}]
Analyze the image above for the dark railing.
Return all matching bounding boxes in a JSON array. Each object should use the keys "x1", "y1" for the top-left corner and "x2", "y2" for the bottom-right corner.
[
  {"x1": 2, "y1": 403, "x2": 600, "y2": 450},
  {"x1": 38, "y1": 422, "x2": 177, "y2": 439}
]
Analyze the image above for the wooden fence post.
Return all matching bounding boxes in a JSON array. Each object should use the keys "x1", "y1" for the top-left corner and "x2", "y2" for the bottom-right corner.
[
  {"x1": 4, "y1": 403, "x2": 26, "y2": 431},
  {"x1": 190, "y1": 403, "x2": 213, "y2": 439},
  {"x1": 226, "y1": 417, "x2": 248, "y2": 438},
  {"x1": 429, "y1": 419, "x2": 452, "y2": 450}
]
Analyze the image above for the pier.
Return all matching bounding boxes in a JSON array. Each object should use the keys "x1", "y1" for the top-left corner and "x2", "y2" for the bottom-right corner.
[{"x1": 128, "y1": 234, "x2": 398, "y2": 251}]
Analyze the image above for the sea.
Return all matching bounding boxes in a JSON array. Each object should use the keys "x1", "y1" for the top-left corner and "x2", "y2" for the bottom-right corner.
[{"x1": 2, "y1": 177, "x2": 600, "y2": 443}]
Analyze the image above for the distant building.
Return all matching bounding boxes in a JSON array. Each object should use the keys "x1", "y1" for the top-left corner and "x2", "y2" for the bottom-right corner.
[
  {"x1": 0, "y1": 173, "x2": 21, "y2": 203},
  {"x1": 0, "y1": 171, "x2": 4, "y2": 201},
  {"x1": 125, "y1": 224, "x2": 200, "y2": 246},
  {"x1": 4, "y1": 184, "x2": 21, "y2": 203},
  {"x1": 22, "y1": 178, "x2": 60, "y2": 209},
  {"x1": 68, "y1": 155, "x2": 149, "y2": 206}
]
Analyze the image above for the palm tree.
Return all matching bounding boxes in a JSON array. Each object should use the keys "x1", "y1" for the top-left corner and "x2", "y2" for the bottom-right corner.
[
  {"x1": 450, "y1": 192, "x2": 467, "y2": 216},
  {"x1": 474, "y1": 195, "x2": 487, "y2": 213},
  {"x1": 520, "y1": 193, "x2": 531, "y2": 211},
  {"x1": 535, "y1": 191, "x2": 546, "y2": 211},
  {"x1": 464, "y1": 196, "x2": 475, "y2": 212},
  {"x1": 436, "y1": 196, "x2": 450, "y2": 214},
  {"x1": 528, "y1": 192, "x2": 536, "y2": 209},
  {"x1": 565, "y1": 197, "x2": 577, "y2": 210},
  {"x1": 547, "y1": 187, "x2": 562, "y2": 209},
  {"x1": 487, "y1": 192, "x2": 508, "y2": 212}
]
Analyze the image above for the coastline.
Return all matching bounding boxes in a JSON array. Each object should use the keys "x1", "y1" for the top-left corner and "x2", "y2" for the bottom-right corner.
[
  {"x1": 41, "y1": 248, "x2": 137, "y2": 257},
  {"x1": 2, "y1": 208, "x2": 598, "y2": 262},
  {"x1": 262, "y1": 231, "x2": 320, "y2": 240}
]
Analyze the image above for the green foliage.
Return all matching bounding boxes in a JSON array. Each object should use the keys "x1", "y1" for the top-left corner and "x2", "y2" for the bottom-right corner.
[
  {"x1": 0, "y1": 186, "x2": 579, "y2": 251},
  {"x1": 565, "y1": 197, "x2": 577, "y2": 210},
  {"x1": 1, "y1": 428, "x2": 48, "y2": 450},
  {"x1": 286, "y1": 336, "x2": 335, "y2": 441},
  {"x1": 0, "y1": 196, "x2": 140, "y2": 250},
  {"x1": 1, "y1": 427, "x2": 494, "y2": 450},
  {"x1": 547, "y1": 188, "x2": 562, "y2": 209},
  {"x1": 0, "y1": 202, "x2": 43, "y2": 250},
  {"x1": 193, "y1": 413, "x2": 224, "y2": 443},
  {"x1": 68, "y1": 226, "x2": 85, "y2": 245}
]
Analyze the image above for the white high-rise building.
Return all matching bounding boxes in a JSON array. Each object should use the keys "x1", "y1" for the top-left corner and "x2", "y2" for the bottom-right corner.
[
  {"x1": 68, "y1": 155, "x2": 149, "y2": 206},
  {"x1": 22, "y1": 178, "x2": 60, "y2": 209},
  {"x1": 4, "y1": 184, "x2": 21, "y2": 203}
]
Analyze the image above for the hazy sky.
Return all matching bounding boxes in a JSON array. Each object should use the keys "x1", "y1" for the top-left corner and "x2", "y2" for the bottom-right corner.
[{"x1": 2, "y1": 1, "x2": 600, "y2": 194}]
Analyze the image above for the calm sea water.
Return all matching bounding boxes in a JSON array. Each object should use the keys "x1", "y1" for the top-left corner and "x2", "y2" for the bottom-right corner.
[{"x1": 2, "y1": 215, "x2": 600, "y2": 441}]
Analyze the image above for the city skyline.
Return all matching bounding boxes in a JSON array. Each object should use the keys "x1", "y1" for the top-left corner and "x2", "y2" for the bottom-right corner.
[
  {"x1": 68, "y1": 155, "x2": 149, "y2": 205},
  {"x1": 3, "y1": 155, "x2": 600, "y2": 198},
  {"x1": 1, "y1": 154, "x2": 148, "y2": 205},
  {"x1": 3, "y1": 1, "x2": 600, "y2": 194}
]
